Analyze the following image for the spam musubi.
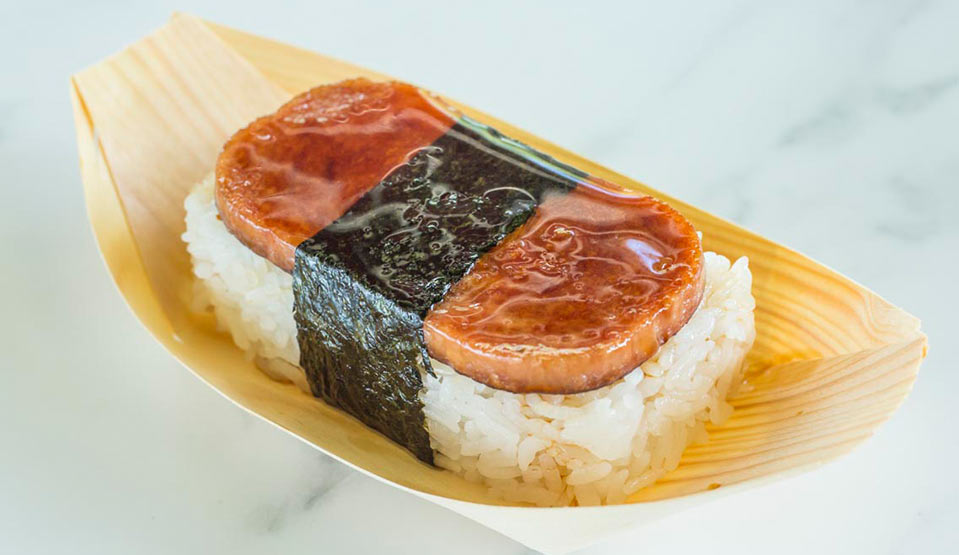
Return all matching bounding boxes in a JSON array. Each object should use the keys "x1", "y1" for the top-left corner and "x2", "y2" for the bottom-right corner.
[{"x1": 182, "y1": 78, "x2": 756, "y2": 506}]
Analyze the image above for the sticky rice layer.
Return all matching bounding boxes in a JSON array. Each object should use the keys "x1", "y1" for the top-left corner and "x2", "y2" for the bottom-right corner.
[{"x1": 182, "y1": 175, "x2": 756, "y2": 506}]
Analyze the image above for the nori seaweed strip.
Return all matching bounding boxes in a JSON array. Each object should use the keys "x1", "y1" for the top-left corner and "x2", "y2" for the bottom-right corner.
[
  {"x1": 293, "y1": 258, "x2": 434, "y2": 462},
  {"x1": 293, "y1": 118, "x2": 579, "y2": 463}
]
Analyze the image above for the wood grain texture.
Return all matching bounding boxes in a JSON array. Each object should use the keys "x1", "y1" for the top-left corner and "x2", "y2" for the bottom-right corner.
[{"x1": 71, "y1": 12, "x2": 926, "y2": 551}]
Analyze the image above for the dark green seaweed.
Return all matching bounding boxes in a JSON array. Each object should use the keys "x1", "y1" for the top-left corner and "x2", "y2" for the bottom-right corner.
[
  {"x1": 293, "y1": 118, "x2": 579, "y2": 463},
  {"x1": 293, "y1": 256, "x2": 435, "y2": 462}
]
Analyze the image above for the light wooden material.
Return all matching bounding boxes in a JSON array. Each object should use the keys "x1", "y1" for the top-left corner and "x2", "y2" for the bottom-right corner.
[{"x1": 71, "y1": 14, "x2": 926, "y2": 553}]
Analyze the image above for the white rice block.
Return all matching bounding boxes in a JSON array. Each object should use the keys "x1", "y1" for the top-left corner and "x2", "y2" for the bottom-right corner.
[{"x1": 183, "y1": 175, "x2": 757, "y2": 507}]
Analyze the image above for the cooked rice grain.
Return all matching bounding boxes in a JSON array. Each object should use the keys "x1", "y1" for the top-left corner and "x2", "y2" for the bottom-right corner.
[{"x1": 183, "y1": 175, "x2": 756, "y2": 506}]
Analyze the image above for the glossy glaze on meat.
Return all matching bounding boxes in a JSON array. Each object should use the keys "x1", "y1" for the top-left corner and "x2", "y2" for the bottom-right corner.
[
  {"x1": 424, "y1": 183, "x2": 704, "y2": 393},
  {"x1": 215, "y1": 78, "x2": 705, "y2": 394},
  {"x1": 216, "y1": 79, "x2": 455, "y2": 271}
]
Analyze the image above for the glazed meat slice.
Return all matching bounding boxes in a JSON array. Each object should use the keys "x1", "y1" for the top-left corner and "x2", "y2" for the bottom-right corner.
[
  {"x1": 215, "y1": 79, "x2": 456, "y2": 271},
  {"x1": 216, "y1": 78, "x2": 705, "y2": 394},
  {"x1": 424, "y1": 184, "x2": 705, "y2": 394}
]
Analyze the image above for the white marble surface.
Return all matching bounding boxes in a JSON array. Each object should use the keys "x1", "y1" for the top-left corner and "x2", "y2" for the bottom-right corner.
[{"x1": 1, "y1": 1, "x2": 957, "y2": 553}]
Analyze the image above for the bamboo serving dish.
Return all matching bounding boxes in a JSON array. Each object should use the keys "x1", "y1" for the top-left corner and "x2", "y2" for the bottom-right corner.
[{"x1": 71, "y1": 14, "x2": 926, "y2": 554}]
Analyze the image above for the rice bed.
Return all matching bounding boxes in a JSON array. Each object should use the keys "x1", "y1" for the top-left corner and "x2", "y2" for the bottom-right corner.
[{"x1": 182, "y1": 175, "x2": 756, "y2": 506}]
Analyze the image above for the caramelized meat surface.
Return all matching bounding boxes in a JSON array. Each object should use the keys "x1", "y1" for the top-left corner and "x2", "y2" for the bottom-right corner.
[
  {"x1": 215, "y1": 79, "x2": 455, "y2": 271},
  {"x1": 424, "y1": 184, "x2": 704, "y2": 393}
]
